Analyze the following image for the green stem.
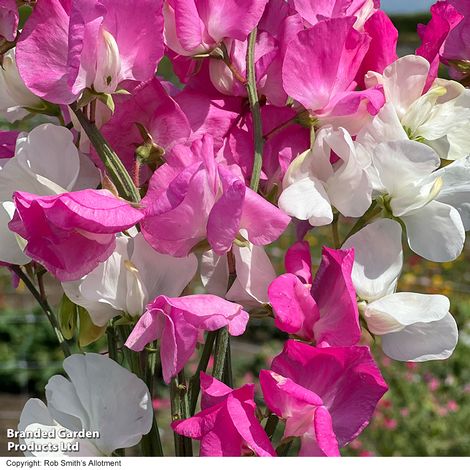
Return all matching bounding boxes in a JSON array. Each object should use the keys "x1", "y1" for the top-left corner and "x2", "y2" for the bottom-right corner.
[
  {"x1": 170, "y1": 373, "x2": 192, "y2": 456},
  {"x1": 245, "y1": 28, "x2": 264, "y2": 192},
  {"x1": 341, "y1": 200, "x2": 382, "y2": 246},
  {"x1": 331, "y1": 212, "x2": 340, "y2": 249},
  {"x1": 69, "y1": 103, "x2": 140, "y2": 203},
  {"x1": 12, "y1": 266, "x2": 71, "y2": 357},
  {"x1": 118, "y1": 326, "x2": 164, "y2": 456},
  {"x1": 212, "y1": 327, "x2": 230, "y2": 381},
  {"x1": 188, "y1": 331, "x2": 217, "y2": 414}
]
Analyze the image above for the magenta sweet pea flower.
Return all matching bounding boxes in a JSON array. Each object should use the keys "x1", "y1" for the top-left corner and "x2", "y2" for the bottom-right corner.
[
  {"x1": 417, "y1": 1, "x2": 463, "y2": 87},
  {"x1": 172, "y1": 372, "x2": 275, "y2": 456},
  {"x1": 268, "y1": 242, "x2": 361, "y2": 346},
  {"x1": 16, "y1": 0, "x2": 164, "y2": 104},
  {"x1": 140, "y1": 135, "x2": 290, "y2": 257},
  {"x1": 8, "y1": 189, "x2": 143, "y2": 281},
  {"x1": 0, "y1": 130, "x2": 18, "y2": 160},
  {"x1": 355, "y1": 10, "x2": 398, "y2": 88},
  {"x1": 282, "y1": 17, "x2": 384, "y2": 129},
  {"x1": 259, "y1": 340, "x2": 388, "y2": 456},
  {"x1": 99, "y1": 78, "x2": 191, "y2": 180},
  {"x1": 0, "y1": 0, "x2": 18, "y2": 41},
  {"x1": 125, "y1": 295, "x2": 249, "y2": 383},
  {"x1": 163, "y1": 0, "x2": 269, "y2": 56}
]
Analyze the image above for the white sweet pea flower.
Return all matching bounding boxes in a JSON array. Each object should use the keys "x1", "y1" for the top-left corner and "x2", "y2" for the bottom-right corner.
[
  {"x1": 344, "y1": 219, "x2": 458, "y2": 362},
  {"x1": 0, "y1": 49, "x2": 42, "y2": 122},
  {"x1": 62, "y1": 232, "x2": 198, "y2": 326},
  {"x1": 94, "y1": 28, "x2": 122, "y2": 94},
  {"x1": 367, "y1": 140, "x2": 470, "y2": 262},
  {"x1": 201, "y1": 235, "x2": 276, "y2": 308},
  {"x1": 0, "y1": 124, "x2": 100, "y2": 265},
  {"x1": 18, "y1": 353, "x2": 153, "y2": 456},
  {"x1": 365, "y1": 55, "x2": 470, "y2": 160},
  {"x1": 279, "y1": 126, "x2": 372, "y2": 226}
]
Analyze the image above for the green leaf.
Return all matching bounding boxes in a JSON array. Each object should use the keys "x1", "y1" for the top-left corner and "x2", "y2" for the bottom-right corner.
[{"x1": 97, "y1": 93, "x2": 115, "y2": 113}]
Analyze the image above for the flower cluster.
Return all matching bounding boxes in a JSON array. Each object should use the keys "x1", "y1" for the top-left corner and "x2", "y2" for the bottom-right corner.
[{"x1": 1, "y1": 0, "x2": 469, "y2": 458}]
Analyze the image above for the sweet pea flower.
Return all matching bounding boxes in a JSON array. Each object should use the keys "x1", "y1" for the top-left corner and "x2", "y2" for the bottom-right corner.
[
  {"x1": 140, "y1": 135, "x2": 290, "y2": 257},
  {"x1": 260, "y1": 340, "x2": 388, "y2": 456},
  {"x1": 209, "y1": 32, "x2": 277, "y2": 97},
  {"x1": 172, "y1": 372, "x2": 275, "y2": 456},
  {"x1": 0, "y1": 49, "x2": 43, "y2": 123},
  {"x1": 16, "y1": 0, "x2": 164, "y2": 104},
  {"x1": 201, "y1": 232, "x2": 277, "y2": 308},
  {"x1": 100, "y1": 78, "x2": 191, "y2": 180},
  {"x1": 364, "y1": 55, "x2": 470, "y2": 160},
  {"x1": 343, "y1": 219, "x2": 458, "y2": 361},
  {"x1": 442, "y1": 0, "x2": 470, "y2": 79},
  {"x1": 0, "y1": 130, "x2": 18, "y2": 160},
  {"x1": 163, "y1": 0, "x2": 269, "y2": 57},
  {"x1": 0, "y1": 124, "x2": 99, "y2": 266},
  {"x1": 290, "y1": 0, "x2": 379, "y2": 30},
  {"x1": 8, "y1": 189, "x2": 143, "y2": 281},
  {"x1": 62, "y1": 232, "x2": 198, "y2": 326},
  {"x1": 19, "y1": 353, "x2": 153, "y2": 456},
  {"x1": 125, "y1": 294, "x2": 249, "y2": 383},
  {"x1": 279, "y1": 126, "x2": 372, "y2": 226},
  {"x1": 364, "y1": 139, "x2": 470, "y2": 262},
  {"x1": 268, "y1": 242, "x2": 361, "y2": 346},
  {"x1": 0, "y1": 0, "x2": 17, "y2": 41},
  {"x1": 282, "y1": 17, "x2": 385, "y2": 133},
  {"x1": 417, "y1": 1, "x2": 463, "y2": 87}
]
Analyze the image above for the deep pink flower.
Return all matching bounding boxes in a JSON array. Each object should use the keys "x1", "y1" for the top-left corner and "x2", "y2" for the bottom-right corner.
[
  {"x1": 0, "y1": 0, "x2": 18, "y2": 41},
  {"x1": 282, "y1": 17, "x2": 385, "y2": 127},
  {"x1": 99, "y1": 78, "x2": 191, "y2": 180},
  {"x1": 260, "y1": 340, "x2": 388, "y2": 456},
  {"x1": 8, "y1": 189, "x2": 143, "y2": 281},
  {"x1": 172, "y1": 372, "x2": 275, "y2": 456},
  {"x1": 355, "y1": 11, "x2": 398, "y2": 88},
  {"x1": 268, "y1": 242, "x2": 361, "y2": 346},
  {"x1": 140, "y1": 135, "x2": 290, "y2": 257},
  {"x1": 417, "y1": 1, "x2": 463, "y2": 87},
  {"x1": 0, "y1": 130, "x2": 18, "y2": 160},
  {"x1": 442, "y1": 0, "x2": 470, "y2": 78},
  {"x1": 125, "y1": 295, "x2": 249, "y2": 383},
  {"x1": 163, "y1": 0, "x2": 269, "y2": 56},
  {"x1": 16, "y1": 0, "x2": 164, "y2": 104}
]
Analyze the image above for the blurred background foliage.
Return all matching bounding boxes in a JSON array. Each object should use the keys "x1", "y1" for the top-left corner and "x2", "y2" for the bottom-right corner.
[{"x1": 1, "y1": 10, "x2": 470, "y2": 457}]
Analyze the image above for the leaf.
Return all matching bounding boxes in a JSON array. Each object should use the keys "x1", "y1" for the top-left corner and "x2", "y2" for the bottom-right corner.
[{"x1": 97, "y1": 93, "x2": 115, "y2": 114}]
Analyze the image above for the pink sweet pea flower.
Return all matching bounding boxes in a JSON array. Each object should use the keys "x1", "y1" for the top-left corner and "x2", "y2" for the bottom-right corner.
[
  {"x1": 441, "y1": 0, "x2": 470, "y2": 79},
  {"x1": 125, "y1": 295, "x2": 249, "y2": 383},
  {"x1": 0, "y1": 130, "x2": 18, "y2": 161},
  {"x1": 163, "y1": 0, "x2": 269, "y2": 56},
  {"x1": 172, "y1": 372, "x2": 275, "y2": 456},
  {"x1": 268, "y1": 242, "x2": 361, "y2": 346},
  {"x1": 8, "y1": 189, "x2": 143, "y2": 281},
  {"x1": 282, "y1": 17, "x2": 385, "y2": 131},
  {"x1": 140, "y1": 135, "x2": 290, "y2": 257},
  {"x1": 260, "y1": 340, "x2": 388, "y2": 456},
  {"x1": 0, "y1": 0, "x2": 18, "y2": 41},
  {"x1": 16, "y1": 0, "x2": 164, "y2": 104},
  {"x1": 417, "y1": 1, "x2": 463, "y2": 88},
  {"x1": 99, "y1": 78, "x2": 191, "y2": 181},
  {"x1": 355, "y1": 11, "x2": 398, "y2": 88},
  {"x1": 290, "y1": 0, "x2": 379, "y2": 30}
]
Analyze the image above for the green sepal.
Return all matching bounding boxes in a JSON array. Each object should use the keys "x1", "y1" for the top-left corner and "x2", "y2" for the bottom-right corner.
[
  {"x1": 78, "y1": 308, "x2": 107, "y2": 347},
  {"x1": 58, "y1": 294, "x2": 78, "y2": 341}
]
